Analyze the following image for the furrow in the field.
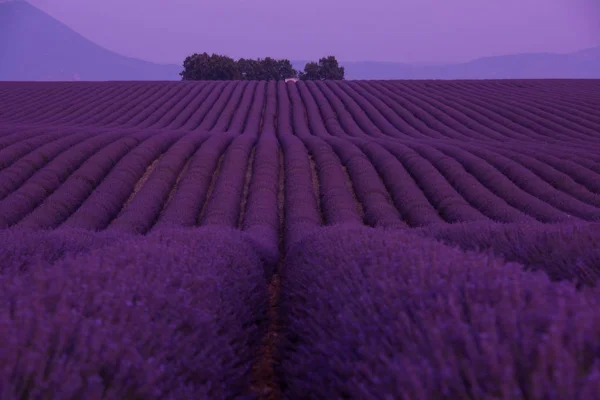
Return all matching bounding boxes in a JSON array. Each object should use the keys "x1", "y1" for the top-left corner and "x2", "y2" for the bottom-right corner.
[
  {"x1": 425, "y1": 143, "x2": 574, "y2": 223},
  {"x1": 345, "y1": 82, "x2": 422, "y2": 139},
  {"x1": 0, "y1": 130, "x2": 95, "y2": 199},
  {"x1": 0, "y1": 86, "x2": 44, "y2": 116},
  {"x1": 459, "y1": 145, "x2": 600, "y2": 221},
  {"x1": 0, "y1": 83, "x2": 102, "y2": 124},
  {"x1": 278, "y1": 134, "x2": 322, "y2": 250},
  {"x1": 357, "y1": 140, "x2": 445, "y2": 226},
  {"x1": 406, "y1": 83, "x2": 536, "y2": 142},
  {"x1": 406, "y1": 143, "x2": 537, "y2": 223},
  {"x1": 182, "y1": 82, "x2": 228, "y2": 130},
  {"x1": 364, "y1": 82, "x2": 448, "y2": 139},
  {"x1": 452, "y1": 90, "x2": 599, "y2": 144},
  {"x1": 443, "y1": 83, "x2": 600, "y2": 142},
  {"x1": 302, "y1": 136, "x2": 363, "y2": 226},
  {"x1": 0, "y1": 85, "x2": 78, "y2": 122},
  {"x1": 303, "y1": 81, "x2": 347, "y2": 137},
  {"x1": 491, "y1": 142, "x2": 600, "y2": 163},
  {"x1": 212, "y1": 81, "x2": 248, "y2": 132},
  {"x1": 200, "y1": 134, "x2": 257, "y2": 228},
  {"x1": 151, "y1": 83, "x2": 210, "y2": 129},
  {"x1": 287, "y1": 82, "x2": 312, "y2": 138},
  {"x1": 60, "y1": 131, "x2": 186, "y2": 230},
  {"x1": 308, "y1": 153, "x2": 324, "y2": 224},
  {"x1": 0, "y1": 131, "x2": 128, "y2": 228},
  {"x1": 119, "y1": 84, "x2": 187, "y2": 128},
  {"x1": 276, "y1": 82, "x2": 294, "y2": 136},
  {"x1": 325, "y1": 81, "x2": 387, "y2": 138},
  {"x1": 64, "y1": 84, "x2": 155, "y2": 126},
  {"x1": 243, "y1": 81, "x2": 266, "y2": 135},
  {"x1": 510, "y1": 149, "x2": 600, "y2": 194},
  {"x1": 120, "y1": 157, "x2": 162, "y2": 210},
  {"x1": 484, "y1": 146, "x2": 600, "y2": 209},
  {"x1": 135, "y1": 83, "x2": 197, "y2": 129},
  {"x1": 455, "y1": 82, "x2": 600, "y2": 133},
  {"x1": 152, "y1": 133, "x2": 235, "y2": 228},
  {"x1": 16, "y1": 133, "x2": 150, "y2": 229},
  {"x1": 380, "y1": 82, "x2": 484, "y2": 141},
  {"x1": 96, "y1": 83, "x2": 169, "y2": 127},
  {"x1": 92, "y1": 85, "x2": 169, "y2": 127},
  {"x1": 261, "y1": 81, "x2": 277, "y2": 135},
  {"x1": 38, "y1": 84, "x2": 132, "y2": 126},
  {"x1": 241, "y1": 133, "x2": 281, "y2": 264},
  {"x1": 103, "y1": 83, "x2": 176, "y2": 127},
  {"x1": 107, "y1": 132, "x2": 210, "y2": 234},
  {"x1": 165, "y1": 82, "x2": 216, "y2": 129},
  {"x1": 384, "y1": 141, "x2": 489, "y2": 223},
  {"x1": 313, "y1": 81, "x2": 365, "y2": 137},
  {"x1": 82, "y1": 82, "x2": 163, "y2": 126},
  {"x1": 294, "y1": 82, "x2": 331, "y2": 137},
  {"x1": 325, "y1": 137, "x2": 406, "y2": 228},
  {"x1": 227, "y1": 81, "x2": 258, "y2": 134},
  {"x1": 462, "y1": 81, "x2": 600, "y2": 124},
  {"x1": 353, "y1": 81, "x2": 436, "y2": 139},
  {"x1": 438, "y1": 83, "x2": 600, "y2": 142},
  {"x1": 196, "y1": 147, "x2": 227, "y2": 224},
  {"x1": 237, "y1": 142, "x2": 256, "y2": 229},
  {"x1": 0, "y1": 126, "x2": 61, "y2": 153},
  {"x1": 197, "y1": 81, "x2": 239, "y2": 131}
]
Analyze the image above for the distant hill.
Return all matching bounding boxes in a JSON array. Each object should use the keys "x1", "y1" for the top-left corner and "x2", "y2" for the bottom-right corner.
[
  {"x1": 1, "y1": 0, "x2": 598, "y2": 81},
  {"x1": 293, "y1": 45, "x2": 600, "y2": 80},
  {"x1": 0, "y1": 0, "x2": 182, "y2": 81}
]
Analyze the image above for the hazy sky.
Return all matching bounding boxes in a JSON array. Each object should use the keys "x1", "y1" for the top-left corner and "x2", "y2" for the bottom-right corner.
[{"x1": 26, "y1": 0, "x2": 600, "y2": 65}]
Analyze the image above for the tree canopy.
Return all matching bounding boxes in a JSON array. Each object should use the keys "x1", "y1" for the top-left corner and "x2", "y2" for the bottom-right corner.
[
  {"x1": 180, "y1": 53, "x2": 345, "y2": 81},
  {"x1": 299, "y1": 56, "x2": 345, "y2": 81}
]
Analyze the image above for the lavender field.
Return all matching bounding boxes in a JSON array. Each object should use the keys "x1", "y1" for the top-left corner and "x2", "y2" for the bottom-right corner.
[{"x1": 1, "y1": 79, "x2": 600, "y2": 399}]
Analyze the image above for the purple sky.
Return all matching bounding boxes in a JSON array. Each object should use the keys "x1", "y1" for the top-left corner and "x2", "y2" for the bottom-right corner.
[{"x1": 27, "y1": 0, "x2": 600, "y2": 65}]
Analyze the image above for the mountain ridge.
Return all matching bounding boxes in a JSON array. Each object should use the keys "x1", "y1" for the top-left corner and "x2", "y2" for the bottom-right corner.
[
  {"x1": 2, "y1": 0, "x2": 599, "y2": 81},
  {"x1": 0, "y1": 0, "x2": 182, "y2": 81}
]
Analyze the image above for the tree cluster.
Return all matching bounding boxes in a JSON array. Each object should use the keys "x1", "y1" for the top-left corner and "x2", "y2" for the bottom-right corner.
[{"x1": 180, "y1": 53, "x2": 344, "y2": 81}]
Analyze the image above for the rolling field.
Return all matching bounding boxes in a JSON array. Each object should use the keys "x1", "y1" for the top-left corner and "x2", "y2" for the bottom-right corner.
[{"x1": 1, "y1": 79, "x2": 600, "y2": 399}]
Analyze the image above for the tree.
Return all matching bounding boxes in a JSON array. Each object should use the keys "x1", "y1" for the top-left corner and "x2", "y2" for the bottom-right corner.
[
  {"x1": 180, "y1": 53, "x2": 339, "y2": 81},
  {"x1": 239, "y1": 57, "x2": 297, "y2": 81},
  {"x1": 298, "y1": 56, "x2": 345, "y2": 81},
  {"x1": 180, "y1": 52, "x2": 241, "y2": 80},
  {"x1": 237, "y1": 58, "x2": 262, "y2": 80},
  {"x1": 317, "y1": 56, "x2": 345, "y2": 80},
  {"x1": 274, "y1": 58, "x2": 298, "y2": 80},
  {"x1": 298, "y1": 62, "x2": 321, "y2": 81}
]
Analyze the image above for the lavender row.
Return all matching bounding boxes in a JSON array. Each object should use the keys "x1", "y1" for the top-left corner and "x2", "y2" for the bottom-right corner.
[
  {"x1": 326, "y1": 137, "x2": 406, "y2": 227},
  {"x1": 418, "y1": 221, "x2": 600, "y2": 287},
  {"x1": 278, "y1": 133, "x2": 322, "y2": 249},
  {"x1": 0, "y1": 227, "x2": 269, "y2": 399},
  {"x1": 0, "y1": 130, "x2": 96, "y2": 199},
  {"x1": 153, "y1": 132, "x2": 235, "y2": 228},
  {"x1": 302, "y1": 136, "x2": 363, "y2": 226},
  {"x1": 277, "y1": 225, "x2": 600, "y2": 399},
  {"x1": 16, "y1": 132, "x2": 150, "y2": 229},
  {"x1": 107, "y1": 132, "x2": 210, "y2": 234},
  {"x1": 0, "y1": 130, "x2": 126, "y2": 227},
  {"x1": 241, "y1": 132, "x2": 281, "y2": 268},
  {"x1": 61, "y1": 130, "x2": 185, "y2": 231},
  {"x1": 201, "y1": 133, "x2": 257, "y2": 227}
]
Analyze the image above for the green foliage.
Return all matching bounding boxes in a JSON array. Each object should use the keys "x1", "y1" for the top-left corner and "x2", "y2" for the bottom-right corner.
[
  {"x1": 181, "y1": 53, "x2": 344, "y2": 81},
  {"x1": 180, "y1": 53, "x2": 241, "y2": 80},
  {"x1": 299, "y1": 56, "x2": 345, "y2": 81}
]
